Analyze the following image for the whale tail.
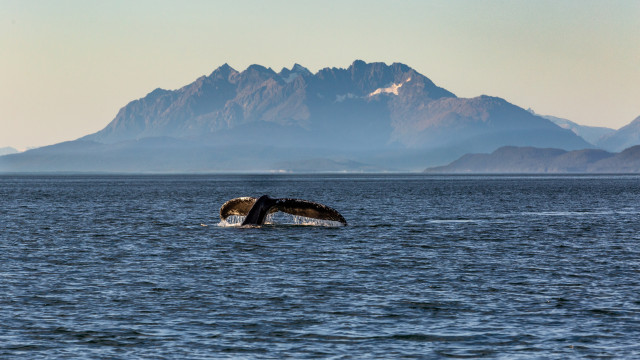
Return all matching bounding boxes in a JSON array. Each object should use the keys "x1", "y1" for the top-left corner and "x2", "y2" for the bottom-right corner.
[{"x1": 220, "y1": 196, "x2": 347, "y2": 226}]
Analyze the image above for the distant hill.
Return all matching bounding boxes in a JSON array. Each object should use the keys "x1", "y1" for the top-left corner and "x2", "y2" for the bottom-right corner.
[
  {"x1": 0, "y1": 147, "x2": 18, "y2": 156},
  {"x1": 597, "y1": 115, "x2": 640, "y2": 152},
  {"x1": 529, "y1": 110, "x2": 615, "y2": 146},
  {"x1": 425, "y1": 145, "x2": 640, "y2": 173},
  {"x1": 2, "y1": 60, "x2": 592, "y2": 173},
  {"x1": 527, "y1": 110, "x2": 640, "y2": 152}
]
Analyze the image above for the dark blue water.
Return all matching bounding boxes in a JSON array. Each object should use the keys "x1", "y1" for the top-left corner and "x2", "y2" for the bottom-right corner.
[{"x1": 2, "y1": 174, "x2": 640, "y2": 359}]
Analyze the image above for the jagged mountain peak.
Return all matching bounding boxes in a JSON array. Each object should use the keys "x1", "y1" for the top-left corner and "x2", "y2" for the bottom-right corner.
[
  {"x1": 350, "y1": 59, "x2": 367, "y2": 68},
  {"x1": 291, "y1": 63, "x2": 311, "y2": 74},
  {"x1": 347, "y1": 60, "x2": 399, "y2": 77},
  {"x1": 209, "y1": 63, "x2": 237, "y2": 78},
  {"x1": 311, "y1": 60, "x2": 454, "y2": 100},
  {"x1": 245, "y1": 64, "x2": 276, "y2": 75},
  {"x1": 212, "y1": 63, "x2": 234, "y2": 72},
  {"x1": 279, "y1": 63, "x2": 312, "y2": 83}
]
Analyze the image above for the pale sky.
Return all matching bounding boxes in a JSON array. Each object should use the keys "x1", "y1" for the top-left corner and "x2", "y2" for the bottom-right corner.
[{"x1": 1, "y1": 0, "x2": 639, "y2": 150}]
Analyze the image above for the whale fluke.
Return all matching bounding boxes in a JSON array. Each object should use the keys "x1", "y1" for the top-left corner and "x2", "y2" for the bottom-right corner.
[
  {"x1": 220, "y1": 195, "x2": 347, "y2": 226},
  {"x1": 273, "y1": 198, "x2": 347, "y2": 224},
  {"x1": 220, "y1": 197, "x2": 258, "y2": 219}
]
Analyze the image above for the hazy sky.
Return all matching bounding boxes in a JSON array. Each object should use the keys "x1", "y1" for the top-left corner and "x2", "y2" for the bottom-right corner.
[{"x1": 1, "y1": 0, "x2": 639, "y2": 149}]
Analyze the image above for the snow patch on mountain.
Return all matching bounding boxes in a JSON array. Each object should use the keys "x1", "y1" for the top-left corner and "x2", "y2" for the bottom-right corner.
[{"x1": 369, "y1": 77, "x2": 411, "y2": 96}]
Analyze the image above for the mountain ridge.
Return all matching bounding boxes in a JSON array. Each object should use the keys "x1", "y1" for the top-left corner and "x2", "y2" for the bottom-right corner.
[
  {"x1": 597, "y1": 115, "x2": 640, "y2": 152},
  {"x1": 2, "y1": 60, "x2": 599, "y2": 172},
  {"x1": 425, "y1": 145, "x2": 640, "y2": 173},
  {"x1": 528, "y1": 110, "x2": 615, "y2": 146},
  {"x1": 81, "y1": 60, "x2": 585, "y2": 150}
]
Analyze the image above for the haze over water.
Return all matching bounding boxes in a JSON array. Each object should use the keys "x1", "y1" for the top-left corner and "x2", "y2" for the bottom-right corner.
[{"x1": 2, "y1": 174, "x2": 640, "y2": 358}]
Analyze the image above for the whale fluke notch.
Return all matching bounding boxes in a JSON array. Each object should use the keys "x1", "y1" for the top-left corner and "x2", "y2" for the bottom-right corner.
[{"x1": 220, "y1": 195, "x2": 347, "y2": 226}]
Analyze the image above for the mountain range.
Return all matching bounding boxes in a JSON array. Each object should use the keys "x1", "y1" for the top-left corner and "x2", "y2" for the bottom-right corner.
[
  {"x1": 0, "y1": 60, "x2": 637, "y2": 172},
  {"x1": 424, "y1": 145, "x2": 640, "y2": 173}
]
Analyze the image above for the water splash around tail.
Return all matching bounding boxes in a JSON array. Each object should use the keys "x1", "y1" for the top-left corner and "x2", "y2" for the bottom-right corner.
[{"x1": 217, "y1": 213, "x2": 344, "y2": 227}]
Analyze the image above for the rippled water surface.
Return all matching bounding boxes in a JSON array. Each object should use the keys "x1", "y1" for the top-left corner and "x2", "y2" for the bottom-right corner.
[{"x1": 2, "y1": 174, "x2": 640, "y2": 359}]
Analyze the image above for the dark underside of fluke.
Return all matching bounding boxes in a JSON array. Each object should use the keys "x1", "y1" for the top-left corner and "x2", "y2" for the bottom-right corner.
[{"x1": 220, "y1": 195, "x2": 347, "y2": 226}]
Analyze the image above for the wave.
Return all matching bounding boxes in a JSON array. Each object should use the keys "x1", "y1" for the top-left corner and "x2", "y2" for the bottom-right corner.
[{"x1": 217, "y1": 213, "x2": 344, "y2": 227}]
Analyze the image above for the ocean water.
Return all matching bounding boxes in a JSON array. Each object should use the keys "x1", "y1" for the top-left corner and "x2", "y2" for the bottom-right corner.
[{"x1": 1, "y1": 174, "x2": 640, "y2": 359}]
